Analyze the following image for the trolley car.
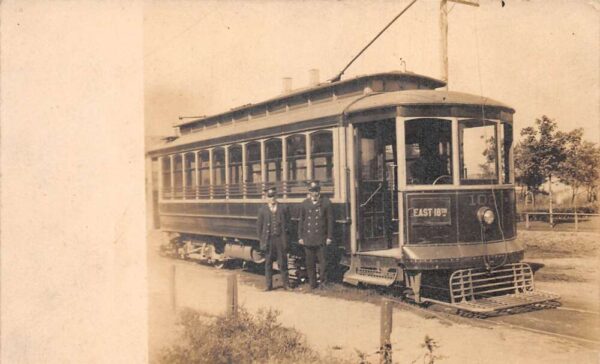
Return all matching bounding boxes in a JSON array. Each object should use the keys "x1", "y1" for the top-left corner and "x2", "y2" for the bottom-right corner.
[{"x1": 147, "y1": 71, "x2": 557, "y2": 313}]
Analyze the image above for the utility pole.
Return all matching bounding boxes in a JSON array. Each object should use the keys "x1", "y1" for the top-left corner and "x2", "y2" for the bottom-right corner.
[
  {"x1": 439, "y1": 0, "x2": 449, "y2": 89},
  {"x1": 440, "y1": 0, "x2": 479, "y2": 90}
]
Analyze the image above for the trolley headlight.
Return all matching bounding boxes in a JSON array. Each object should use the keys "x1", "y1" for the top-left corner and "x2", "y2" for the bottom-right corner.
[{"x1": 477, "y1": 207, "x2": 495, "y2": 225}]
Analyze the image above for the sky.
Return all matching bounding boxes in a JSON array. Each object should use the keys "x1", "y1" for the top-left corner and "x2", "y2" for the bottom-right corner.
[{"x1": 144, "y1": 0, "x2": 599, "y2": 145}]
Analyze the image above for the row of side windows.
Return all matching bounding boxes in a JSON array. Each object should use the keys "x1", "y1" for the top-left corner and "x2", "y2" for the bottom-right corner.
[{"x1": 160, "y1": 130, "x2": 334, "y2": 199}]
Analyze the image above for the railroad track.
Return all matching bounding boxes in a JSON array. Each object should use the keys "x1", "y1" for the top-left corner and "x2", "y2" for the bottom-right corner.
[{"x1": 383, "y1": 294, "x2": 600, "y2": 348}]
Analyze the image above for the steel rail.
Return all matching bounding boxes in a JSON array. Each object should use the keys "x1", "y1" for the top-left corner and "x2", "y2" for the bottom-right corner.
[{"x1": 384, "y1": 295, "x2": 600, "y2": 347}]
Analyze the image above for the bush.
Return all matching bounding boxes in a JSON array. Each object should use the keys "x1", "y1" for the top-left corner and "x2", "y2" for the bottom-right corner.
[{"x1": 160, "y1": 307, "x2": 351, "y2": 364}]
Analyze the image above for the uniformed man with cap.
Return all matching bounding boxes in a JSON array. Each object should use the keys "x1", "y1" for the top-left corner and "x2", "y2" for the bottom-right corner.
[
  {"x1": 298, "y1": 180, "x2": 334, "y2": 289},
  {"x1": 257, "y1": 187, "x2": 290, "y2": 291}
]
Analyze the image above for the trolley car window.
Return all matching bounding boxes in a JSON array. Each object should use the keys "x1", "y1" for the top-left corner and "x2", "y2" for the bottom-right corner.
[
  {"x1": 212, "y1": 148, "x2": 226, "y2": 186},
  {"x1": 161, "y1": 157, "x2": 171, "y2": 190},
  {"x1": 286, "y1": 134, "x2": 307, "y2": 181},
  {"x1": 198, "y1": 150, "x2": 210, "y2": 187},
  {"x1": 184, "y1": 152, "x2": 195, "y2": 188},
  {"x1": 459, "y1": 119, "x2": 498, "y2": 184},
  {"x1": 228, "y1": 145, "x2": 243, "y2": 198},
  {"x1": 246, "y1": 142, "x2": 262, "y2": 183},
  {"x1": 404, "y1": 119, "x2": 453, "y2": 185},
  {"x1": 265, "y1": 139, "x2": 283, "y2": 182},
  {"x1": 173, "y1": 154, "x2": 183, "y2": 198},
  {"x1": 360, "y1": 128, "x2": 382, "y2": 180},
  {"x1": 310, "y1": 131, "x2": 333, "y2": 182},
  {"x1": 229, "y1": 145, "x2": 243, "y2": 185}
]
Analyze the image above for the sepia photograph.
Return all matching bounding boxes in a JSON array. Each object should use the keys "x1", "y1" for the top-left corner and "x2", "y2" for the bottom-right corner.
[
  {"x1": 1, "y1": 0, "x2": 598, "y2": 363},
  {"x1": 144, "y1": 1, "x2": 599, "y2": 363}
]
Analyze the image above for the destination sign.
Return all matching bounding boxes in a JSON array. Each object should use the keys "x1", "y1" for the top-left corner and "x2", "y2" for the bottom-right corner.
[{"x1": 410, "y1": 197, "x2": 452, "y2": 225}]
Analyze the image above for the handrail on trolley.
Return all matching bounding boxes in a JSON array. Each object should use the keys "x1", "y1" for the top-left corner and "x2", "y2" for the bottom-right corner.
[{"x1": 360, "y1": 182, "x2": 383, "y2": 208}]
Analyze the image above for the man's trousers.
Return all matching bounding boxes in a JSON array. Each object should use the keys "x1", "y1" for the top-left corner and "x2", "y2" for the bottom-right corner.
[
  {"x1": 304, "y1": 245, "x2": 327, "y2": 289},
  {"x1": 265, "y1": 236, "x2": 288, "y2": 289}
]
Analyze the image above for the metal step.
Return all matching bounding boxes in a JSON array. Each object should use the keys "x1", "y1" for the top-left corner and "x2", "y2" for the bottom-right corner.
[
  {"x1": 423, "y1": 291, "x2": 560, "y2": 314},
  {"x1": 420, "y1": 263, "x2": 560, "y2": 313},
  {"x1": 343, "y1": 267, "x2": 397, "y2": 286}
]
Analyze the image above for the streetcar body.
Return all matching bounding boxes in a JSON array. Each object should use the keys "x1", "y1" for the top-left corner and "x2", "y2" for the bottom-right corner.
[{"x1": 148, "y1": 71, "x2": 556, "y2": 312}]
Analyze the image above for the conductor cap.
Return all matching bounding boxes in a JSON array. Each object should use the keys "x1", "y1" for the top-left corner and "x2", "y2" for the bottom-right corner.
[
  {"x1": 264, "y1": 187, "x2": 277, "y2": 197},
  {"x1": 308, "y1": 180, "x2": 321, "y2": 192}
]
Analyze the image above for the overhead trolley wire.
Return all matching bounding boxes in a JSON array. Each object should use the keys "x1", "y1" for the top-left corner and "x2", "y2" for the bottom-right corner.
[
  {"x1": 471, "y1": 8, "x2": 509, "y2": 271},
  {"x1": 329, "y1": 0, "x2": 419, "y2": 83},
  {"x1": 144, "y1": 12, "x2": 211, "y2": 60}
]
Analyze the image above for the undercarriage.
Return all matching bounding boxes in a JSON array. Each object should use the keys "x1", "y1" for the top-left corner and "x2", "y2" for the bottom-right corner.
[{"x1": 343, "y1": 256, "x2": 560, "y2": 314}]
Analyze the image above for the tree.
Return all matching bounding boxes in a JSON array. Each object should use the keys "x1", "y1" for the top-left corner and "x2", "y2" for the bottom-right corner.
[
  {"x1": 556, "y1": 128, "x2": 585, "y2": 205},
  {"x1": 514, "y1": 142, "x2": 545, "y2": 204},
  {"x1": 580, "y1": 142, "x2": 599, "y2": 203},
  {"x1": 515, "y1": 116, "x2": 569, "y2": 217},
  {"x1": 548, "y1": 124, "x2": 600, "y2": 208},
  {"x1": 521, "y1": 115, "x2": 571, "y2": 220},
  {"x1": 480, "y1": 135, "x2": 497, "y2": 179}
]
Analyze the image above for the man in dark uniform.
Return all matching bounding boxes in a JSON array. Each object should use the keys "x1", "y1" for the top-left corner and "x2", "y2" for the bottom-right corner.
[
  {"x1": 257, "y1": 187, "x2": 290, "y2": 291},
  {"x1": 298, "y1": 180, "x2": 334, "y2": 289}
]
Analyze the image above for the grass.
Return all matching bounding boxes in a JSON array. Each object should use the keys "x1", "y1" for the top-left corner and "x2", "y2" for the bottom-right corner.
[
  {"x1": 159, "y1": 307, "x2": 355, "y2": 364},
  {"x1": 518, "y1": 230, "x2": 598, "y2": 259}
]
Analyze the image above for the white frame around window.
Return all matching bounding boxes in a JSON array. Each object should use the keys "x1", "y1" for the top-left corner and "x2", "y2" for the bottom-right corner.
[
  {"x1": 309, "y1": 130, "x2": 335, "y2": 184},
  {"x1": 264, "y1": 137, "x2": 284, "y2": 183},
  {"x1": 285, "y1": 133, "x2": 308, "y2": 182},
  {"x1": 458, "y1": 118, "x2": 499, "y2": 185},
  {"x1": 499, "y1": 121, "x2": 515, "y2": 185},
  {"x1": 402, "y1": 117, "x2": 454, "y2": 187}
]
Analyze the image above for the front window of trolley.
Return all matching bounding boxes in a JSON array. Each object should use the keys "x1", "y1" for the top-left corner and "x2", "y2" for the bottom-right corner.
[
  {"x1": 459, "y1": 119, "x2": 510, "y2": 185},
  {"x1": 405, "y1": 119, "x2": 453, "y2": 185}
]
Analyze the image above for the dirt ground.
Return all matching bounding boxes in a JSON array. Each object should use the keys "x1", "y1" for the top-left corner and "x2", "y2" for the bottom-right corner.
[
  {"x1": 148, "y1": 230, "x2": 600, "y2": 363},
  {"x1": 523, "y1": 230, "x2": 599, "y2": 310}
]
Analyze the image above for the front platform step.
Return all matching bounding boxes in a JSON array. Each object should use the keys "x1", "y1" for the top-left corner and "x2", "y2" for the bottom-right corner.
[
  {"x1": 343, "y1": 266, "x2": 398, "y2": 286},
  {"x1": 421, "y1": 263, "x2": 560, "y2": 313},
  {"x1": 423, "y1": 290, "x2": 560, "y2": 314},
  {"x1": 343, "y1": 254, "x2": 401, "y2": 286}
]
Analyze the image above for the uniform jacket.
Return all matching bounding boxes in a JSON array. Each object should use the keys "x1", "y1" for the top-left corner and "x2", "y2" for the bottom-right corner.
[
  {"x1": 298, "y1": 196, "x2": 334, "y2": 246},
  {"x1": 256, "y1": 203, "x2": 290, "y2": 252}
]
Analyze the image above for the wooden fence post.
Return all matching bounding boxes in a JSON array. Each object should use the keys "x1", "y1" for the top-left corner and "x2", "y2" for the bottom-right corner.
[
  {"x1": 525, "y1": 213, "x2": 530, "y2": 230},
  {"x1": 170, "y1": 265, "x2": 177, "y2": 312},
  {"x1": 380, "y1": 299, "x2": 393, "y2": 364},
  {"x1": 227, "y1": 274, "x2": 238, "y2": 318}
]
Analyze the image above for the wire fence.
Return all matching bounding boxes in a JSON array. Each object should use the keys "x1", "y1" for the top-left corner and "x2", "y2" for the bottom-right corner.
[{"x1": 518, "y1": 212, "x2": 600, "y2": 232}]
